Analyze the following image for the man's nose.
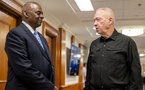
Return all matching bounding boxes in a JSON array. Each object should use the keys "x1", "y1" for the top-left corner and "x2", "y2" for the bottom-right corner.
[
  {"x1": 40, "y1": 14, "x2": 44, "y2": 19},
  {"x1": 94, "y1": 21, "x2": 98, "y2": 26}
]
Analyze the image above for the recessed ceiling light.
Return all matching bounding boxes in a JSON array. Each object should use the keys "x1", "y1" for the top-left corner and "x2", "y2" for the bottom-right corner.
[
  {"x1": 74, "y1": 0, "x2": 94, "y2": 11},
  {"x1": 96, "y1": 33, "x2": 99, "y2": 35},
  {"x1": 122, "y1": 28, "x2": 144, "y2": 36},
  {"x1": 139, "y1": 53, "x2": 145, "y2": 57},
  {"x1": 93, "y1": 26, "x2": 96, "y2": 30}
]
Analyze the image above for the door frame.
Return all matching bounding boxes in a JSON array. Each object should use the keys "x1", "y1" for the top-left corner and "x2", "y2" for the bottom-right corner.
[
  {"x1": 0, "y1": 0, "x2": 22, "y2": 89},
  {"x1": 0, "y1": 0, "x2": 22, "y2": 25},
  {"x1": 42, "y1": 21, "x2": 60, "y2": 87}
]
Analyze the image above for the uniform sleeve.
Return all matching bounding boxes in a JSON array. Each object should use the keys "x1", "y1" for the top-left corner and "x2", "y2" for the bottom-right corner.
[
  {"x1": 127, "y1": 39, "x2": 143, "y2": 90},
  {"x1": 83, "y1": 47, "x2": 92, "y2": 90},
  {"x1": 5, "y1": 30, "x2": 54, "y2": 90}
]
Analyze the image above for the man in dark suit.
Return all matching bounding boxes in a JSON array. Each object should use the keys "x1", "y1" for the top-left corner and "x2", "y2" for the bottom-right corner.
[{"x1": 5, "y1": 1, "x2": 58, "y2": 90}]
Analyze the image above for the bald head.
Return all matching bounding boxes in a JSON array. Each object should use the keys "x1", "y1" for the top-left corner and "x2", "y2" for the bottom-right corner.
[
  {"x1": 96, "y1": 7, "x2": 115, "y2": 24},
  {"x1": 22, "y1": 1, "x2": 44, "y2": 30},
  {"x1": 22, "y1": 1, "x2": 40, "y2": 19}
]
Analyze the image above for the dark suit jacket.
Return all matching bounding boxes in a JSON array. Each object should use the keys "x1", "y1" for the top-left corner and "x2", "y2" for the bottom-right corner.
[{"x1": 5, "y1": 23, "x2": 55, "y2": 90}]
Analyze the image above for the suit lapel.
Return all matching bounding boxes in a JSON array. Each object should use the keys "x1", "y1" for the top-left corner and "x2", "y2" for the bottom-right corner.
[
  {"x1": 20, "y1": 23, "x2": 50, "y2": 61},
  {"x1": 39, "y1": 34, "x2": 53, "y2": 65}
]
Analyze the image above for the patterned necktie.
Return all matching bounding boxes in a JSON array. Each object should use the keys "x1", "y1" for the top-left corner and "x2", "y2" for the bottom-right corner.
[{"x1": 34, "y1": 31, "x2": 44, "y2": 50}]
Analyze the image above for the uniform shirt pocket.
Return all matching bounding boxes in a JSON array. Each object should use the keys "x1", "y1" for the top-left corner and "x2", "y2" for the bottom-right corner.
[
  {"x1": 90, "y1": 47, "x2": 100, "y2": 63},
  {"x1": 106, "y1": 47, "x2": 126, "y2": 62}
]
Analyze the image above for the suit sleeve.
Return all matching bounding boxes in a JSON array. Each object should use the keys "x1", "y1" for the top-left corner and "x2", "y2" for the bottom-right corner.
[
  {"x1": 127, "y1": 39, "x2": 143, "y2": 90},
  {"x1": 5, "y1": 30, "x2": 54, "y2": 90}
]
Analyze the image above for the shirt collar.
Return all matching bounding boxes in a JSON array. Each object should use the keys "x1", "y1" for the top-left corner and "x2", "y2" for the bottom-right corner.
[
  {"x1": 100, "y1": 29, "x2": 119, "y2": 42},
  {"x1": 22, "y1": 21, "x2": 35, "y2": 34}
]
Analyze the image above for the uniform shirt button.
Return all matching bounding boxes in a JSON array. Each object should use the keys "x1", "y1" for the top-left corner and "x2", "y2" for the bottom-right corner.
[{"x1": 103, "y1": 45, "x2": 105, "y2": 47}]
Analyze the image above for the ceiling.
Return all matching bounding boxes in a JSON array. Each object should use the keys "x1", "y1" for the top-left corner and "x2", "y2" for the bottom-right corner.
[{"x1": 19, "y1": 0, "x2": 145, "y2": 58}]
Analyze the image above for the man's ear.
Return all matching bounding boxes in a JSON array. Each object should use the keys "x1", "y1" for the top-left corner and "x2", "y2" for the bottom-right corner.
[
  {"x1": 24, "y1": 11, "x2": 29, "y2": 18},
  {"x1": 109, "y1": 18, "x2": 113, "y2": 26}
]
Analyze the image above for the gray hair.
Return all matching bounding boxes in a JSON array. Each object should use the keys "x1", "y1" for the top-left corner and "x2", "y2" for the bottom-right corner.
[{"x1": 96, "y1": 7, "x2": 115, "y2": 24}]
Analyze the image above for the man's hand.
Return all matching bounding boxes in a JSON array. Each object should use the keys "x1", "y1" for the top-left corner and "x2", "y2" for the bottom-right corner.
[{"x1": 54, "y1": 86, "x2": 59, "y2": 90}]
